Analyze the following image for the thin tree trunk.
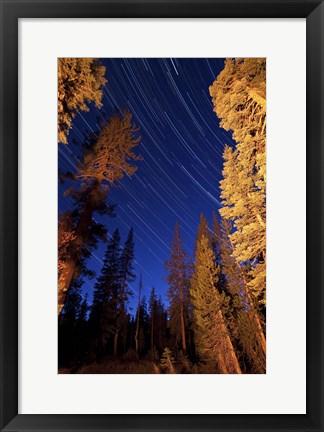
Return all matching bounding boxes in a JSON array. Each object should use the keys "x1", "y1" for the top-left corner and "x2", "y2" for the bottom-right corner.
[
  {"x1": 151, "y1": 311, "x2": 154, "y2": 350},
  {"x1": 114, "y1": 330, "x2": 119, "y2": 356},
  {"x1": 129, "y1": 322, "x2": 134, "y2": 351},
  {"x1": 178, "y1": 279, "x2": 187, "y2": 352},
  {"x1": 135, "y1": 277, "x2": 142, "y2": 355},
  {"x1": 122, "y1": 315, "x2": 127, "y2": 355},
  {"x1": 120, "y1": 270, "x2": 128, "y2": 354},
  {"x1": 180, "y1": 305, "x2": 187, "y2": 352},
  {"x1": 135, "y1": 320, "x2": 139, "y2": 355}
]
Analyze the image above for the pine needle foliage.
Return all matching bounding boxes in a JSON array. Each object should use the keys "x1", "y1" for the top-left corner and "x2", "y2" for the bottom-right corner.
[
  {"x1": 89, "y1": 229, "x2": 122, "y2": 355},
  {"x1": 209, "y1": 58, "x2": 266, "y2": 306},
  {"x1": 218, "y1": 216, "x2": 266, "y2": 373},
  {"x1": 165, "y1": 222, "x2": 192, "y2": 352},
  {"x1": 58, "y1": 58, "x2": 107, "y2": 144},
  {"x1": 77, "y1": 110, "x2": 142, "y2": 188},
  {"x1": 190, "y1": 235, "x2": 241, "y2": 374}
]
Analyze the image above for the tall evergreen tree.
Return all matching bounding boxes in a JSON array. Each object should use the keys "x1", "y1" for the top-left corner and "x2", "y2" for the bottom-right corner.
[
  {"x1": 58, "y1": 58, "x2": 107, "y2": 144},
  {"x1": 118, "y1": 228, "x2": 136, "y2": 353},
  {"x1": 134, "y1": 274, "x2": 143, "y2": 355},
  {"x1": 148, "y1": 294, "x2": 168, "y2": 354},
  {"x1": 74, "y1": 294, "x2": 90, "y2": 364},
  {"x1": 209, "y1": 58, "x2": 266, "y2": 307},
  {"x1": 190, "y1": 235, "x2": 241, "y2": 374},
  {"x1": 156, "y1": 296, "x2": 168, "y2": 353},
  {"x1": 165, "y1": 222, "x2": 191, "y2": 352},
  {"x1": 58, "y1": 279, "x2": 84, "y2": 365},
  {"x1": 89, "y1": 229, "x2": 121, "y2": 357},
  {"x1": 219, "y1": 217, "x2": 266, "y2": 372},
  {"x1": 58, "y1": 111, "x2": 141, "y2": 315},
  {"x1": 138, "y1": 296, "x2": 150, "y2": 354},
  {"x1": 149, "y1": 287, "x2": 158, "y2": 351},
  {"x1": 194, "y1": 213, "x2": 213, "y2": 255}
]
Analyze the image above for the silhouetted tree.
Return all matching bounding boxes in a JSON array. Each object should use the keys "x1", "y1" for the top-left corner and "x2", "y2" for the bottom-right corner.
[
  {"x1": 58, "y1": 111, "x2": 141, "y2": 315},
  {"x1": 89, "y1": 229, "x2": 121, "y2": 357},
  {"x1": 118, "y1": 228, "x2": 136, "y2": 353},
  {"x1": 149, "y1": 287, "x2": 158, "y2": 350},
  {"x1": 165, "y1": 222, "x2": 192, "y2": 352},
  {"x1": 58, "y1": 279, "x2": 84, "y2": 365},
  {"x1": 134, "y1": 274, "x2": 143, "y2": 355}
]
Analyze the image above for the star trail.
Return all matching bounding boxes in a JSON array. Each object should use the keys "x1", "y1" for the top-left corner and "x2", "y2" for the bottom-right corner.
[{"x1": 58, "y1": 58, "x2": 236, "y2": 310}]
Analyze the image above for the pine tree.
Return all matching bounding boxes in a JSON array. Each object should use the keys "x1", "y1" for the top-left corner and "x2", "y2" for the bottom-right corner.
[
  {"x1": 158, "y1": 297, "x2": 168, "y2": 349},
  {"x1": 165, "y1": 222, "x2": 192, "y2": 352},
  {"x1": 58, "y1": 279, "x2": 83, "y2": 365},
  {"x1": 74, "y1": 294, "x2": 90, "y2": 363},
  {"x1": 60, "y1": 280, "x2": 83, "y2": 323},
  {"x1": 190, "y1": 235, "x2": 241, "y2": 374},
  {"x1": 194, "y1": 213, "x2": 213, "y2": 256},
  {"x1": 151, "y1": 295, "x2": 168, "y2": 354},
  {"x1": 78, "y1": 295, "x2": 89, "y2": 324},
  {"x1": 89, "y1": 229, "x2": 121, "y2": 357},
  {"x1": 212, "y1": 214, "x2": 245, "y2": 300},
  {"x1": 120, "y1": 228, "x2": 136, "y2": 299},
  {"x1": 134, "y1": 274, "x2": 143, "y2": 355},
  {"x1": 58, "y1": 58, "x2": 107, "y2": 144},
  {"x1": 58, "y1": 111, "x2": 141, "y2": 315},
  {"x1": 160, "y1": 348, "x2": 176, "y2": 374},
  {"x1": 119, "y1": 228, "x2": 136, "y2": 353},
  {"x1": 149, "y1": 287, "x2": 158, "y2": 351},
  {"x1": 217, "y1": 216, "x2": 266, "y2": 372},
  {"x1": 138, "y1": 296, "x2": 149, "y2": 354},
  {"x1": 209, "y1": 58, "x2": 266, "y2": 307}
]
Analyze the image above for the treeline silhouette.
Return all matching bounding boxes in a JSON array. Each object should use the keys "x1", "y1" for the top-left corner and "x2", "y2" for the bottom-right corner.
[{"x1": 58, "y1": 57, "x2": 266, "y2": 374}]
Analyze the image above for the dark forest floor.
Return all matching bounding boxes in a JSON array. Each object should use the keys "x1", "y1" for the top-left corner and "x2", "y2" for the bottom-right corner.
[{"x1": 58, "y1": 358, "x2": 161, "y2": 374}]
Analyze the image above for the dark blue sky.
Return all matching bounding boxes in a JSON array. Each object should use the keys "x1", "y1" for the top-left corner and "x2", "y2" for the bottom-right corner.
[{"x1": 58, "y1": 58, "x2": 235, "y2": 312}]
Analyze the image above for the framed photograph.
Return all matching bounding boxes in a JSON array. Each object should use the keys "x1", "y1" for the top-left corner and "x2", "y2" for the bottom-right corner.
[{"x1": 1, "y1": 0, "x2": 323, "y2": 431}]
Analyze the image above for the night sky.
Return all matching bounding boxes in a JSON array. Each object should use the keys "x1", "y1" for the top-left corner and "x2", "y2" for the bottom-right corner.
[{"x1": 58, "y1": 58, "x2": 236, "y2": 312}]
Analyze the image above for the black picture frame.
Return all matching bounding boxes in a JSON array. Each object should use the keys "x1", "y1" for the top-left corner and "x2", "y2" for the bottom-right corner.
[{"x1": 0, "y1": 1, "x2": 323, "y2": 431}]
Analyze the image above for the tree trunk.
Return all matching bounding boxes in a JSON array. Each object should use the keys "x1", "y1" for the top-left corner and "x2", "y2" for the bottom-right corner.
[
  {"x1": 135, "y1": 324, "x2": 139, "y2": 355},
  {"x1": 58, "y1": 180, "x2": 101, "y2": 315},
  {"x1": 180, "y1": 306, "x2": 187, "y2": 352},
  {"x1": 218, "y1": 309, "x2": 242, "y2": 374},
  {"x1": 114, "y1": 330, "x2": 119, "y2": 356},
  {"x1": 178, "y1": 279, "x2": 187, "y2": 352},
  {"x1": 151, "y1": 312, "x2": 154, "y2": 350},
  {"x1": 135, "y1": 278, "x2": 142, "y2": 355},
  {"x1": 227, "y1": 234, "x2": 266, "y2": 357},
  {"x1": 58, "y1": 258, "x2": 78, "y2": 316},
  {"x1": 217, "y1": 352, "x2": 229, "y2": 374},
  {"x1": 120, "y1": 274, "x2": 128, "y2": 354},
  {"x1": 236, "y1": 260, "x2": 266, "y2": 356},
  {"x1": 210, "y1": 273, "x2": 241, "y2": 374},
  {"x1": 129, "y1": 321, "x2": 134, "y2": 351}
]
